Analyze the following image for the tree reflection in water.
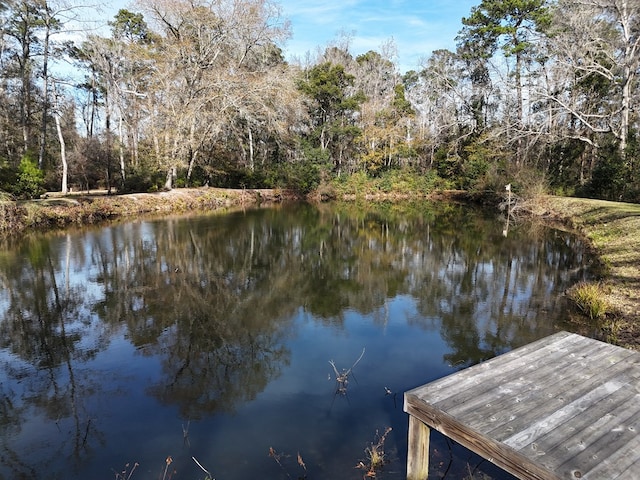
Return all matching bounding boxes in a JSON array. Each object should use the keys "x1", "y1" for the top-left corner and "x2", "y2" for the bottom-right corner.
[{"x1": 0, "y1": 202, "x2": 594, "y2": 479}]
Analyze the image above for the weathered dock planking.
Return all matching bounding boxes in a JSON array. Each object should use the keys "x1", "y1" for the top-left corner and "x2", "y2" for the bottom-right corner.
[{"x1": 404, "y1": 331, "x2": 640, "y2": 479}]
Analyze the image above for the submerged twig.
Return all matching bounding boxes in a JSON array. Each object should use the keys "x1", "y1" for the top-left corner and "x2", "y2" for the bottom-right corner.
[
  {"x1": 297, "y1": 452, "x2": 307, "y2": 473},
  {"x1": 161, "y1": 456, "x2": 173, "y2": 480},
  {"x1": 269, "y1": 447, "x2": 291, "y2": 478},
  {"x1": 268, "y1": 447, "x2": 307, "y2": 479},
  {"x1": 192, "y1": 456, "x2": 213, "y2": 479},
  {"x1": 113, "y1": 462, "x2": 139, "y2": 480},
  {"x1": 384, "y1": 386, "x2": 398, "y2": 408},
  {"x1": 182, "y1": 420, "x2": 190, "y2": 447}
]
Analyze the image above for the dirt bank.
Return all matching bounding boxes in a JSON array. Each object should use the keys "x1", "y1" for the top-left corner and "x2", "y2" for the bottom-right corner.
[{"x1": 0, "y1": 188, "x2": 297, "y2": 236}]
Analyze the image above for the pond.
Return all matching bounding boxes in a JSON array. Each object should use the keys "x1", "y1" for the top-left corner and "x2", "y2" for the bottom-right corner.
[{"x1": 0, "y1": 201, "x2": 595, "y2": 479}]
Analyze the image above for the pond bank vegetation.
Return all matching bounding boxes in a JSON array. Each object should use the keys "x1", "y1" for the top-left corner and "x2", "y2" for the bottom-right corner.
[
  {"x1": 520, "y1": 195, "x2": 640, "y2": 348},
  {"x1": 0, "y1": 187, "x2": 297, "y2": 238}
]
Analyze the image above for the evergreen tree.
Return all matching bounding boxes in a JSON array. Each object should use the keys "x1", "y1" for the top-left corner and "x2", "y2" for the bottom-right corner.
[{"x1": 297, "y1": 60, "x2": 365, "y2": 175}]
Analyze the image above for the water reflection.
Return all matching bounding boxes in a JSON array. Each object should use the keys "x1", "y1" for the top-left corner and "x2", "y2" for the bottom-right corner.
[{"x1": 0, "y1": 202, "x2": 593, "y2": 479}]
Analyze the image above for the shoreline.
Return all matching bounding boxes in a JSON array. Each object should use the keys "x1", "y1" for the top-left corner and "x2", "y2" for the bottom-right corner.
[
  {"x1": 2, "y1": 188, "x2": 638, "y2": 348},
  {"x1": 0, "y1": 188, "x2": 297, "y2": 238},
  {"x1": 523, "y1": 195, "x2": 640, "y2": 349}
]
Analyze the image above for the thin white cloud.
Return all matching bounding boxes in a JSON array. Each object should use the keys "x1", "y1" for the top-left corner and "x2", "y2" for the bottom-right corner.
[{"x1": 278, "y1": 0, "x2": 478, "y2": 72}]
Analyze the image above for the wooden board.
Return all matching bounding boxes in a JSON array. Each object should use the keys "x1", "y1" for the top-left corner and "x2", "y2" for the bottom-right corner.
[{"x1": 404, "y1": 331, "x2": 640, "y2": 480}]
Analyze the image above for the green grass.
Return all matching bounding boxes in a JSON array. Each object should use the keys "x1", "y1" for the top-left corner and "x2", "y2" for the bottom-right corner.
[{"x1": 568, "y1": 282, "x2": 609, "y2": 320}]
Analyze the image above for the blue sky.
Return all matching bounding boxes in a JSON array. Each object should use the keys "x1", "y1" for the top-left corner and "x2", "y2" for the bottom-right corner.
[
  {"x1": 97, "y1": 0, "x2": 479, "y2": 73},
  {"x1": 278, "y1": 0, "x2": 479, "y2": 72}
]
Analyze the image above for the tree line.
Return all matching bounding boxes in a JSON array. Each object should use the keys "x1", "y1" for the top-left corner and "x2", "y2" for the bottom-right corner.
[{"x1": 0, "y1": 0, "x2": 638, "y2": 201}]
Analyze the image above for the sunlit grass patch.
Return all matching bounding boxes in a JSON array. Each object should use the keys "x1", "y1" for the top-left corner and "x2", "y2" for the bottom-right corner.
[{"x1": 567, "y1": 281, "x2": 609, "y2": 320}]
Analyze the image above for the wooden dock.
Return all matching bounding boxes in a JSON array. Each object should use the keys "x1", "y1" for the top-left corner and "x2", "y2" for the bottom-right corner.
[{"x1": 404, "y1": 331, "x2": 640, "y2": 479}]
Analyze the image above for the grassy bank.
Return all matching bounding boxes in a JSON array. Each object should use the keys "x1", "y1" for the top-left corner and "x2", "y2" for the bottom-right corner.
[
  {"x1": 2, "y1": 187, "x2": 639, "y2": 348},
  {"x1": 524, "y1": 195, "x2": 640, "y2": 348}
]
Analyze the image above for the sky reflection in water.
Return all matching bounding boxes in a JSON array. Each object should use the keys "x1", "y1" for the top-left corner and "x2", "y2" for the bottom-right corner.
[{"x1": 0, "y1": 202, "x2": 594, "y2": 479}]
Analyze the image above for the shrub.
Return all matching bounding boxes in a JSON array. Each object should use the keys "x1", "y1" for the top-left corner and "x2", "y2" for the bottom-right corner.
[
  {"x1": 434, "y1": 146, "x2": 461, "y2": 180},
  {"x1": 578, "y1": 135, "x2": 627, "y2": 201},
  {"x1": 460, "y1": 157, "x2": 490, "y2": 190},
  {"x1": 121, "y1": 167, "x2": 165, "y2": 193},
  {"x1": 280, "y1": 160, "x2": 323, "y2": 194},
  {"x1": 0, "y1": 159, "x2": 18, "y2": 193},
  {"x1": 15, "y1": 155, "x2": 45, "y2": 199}
]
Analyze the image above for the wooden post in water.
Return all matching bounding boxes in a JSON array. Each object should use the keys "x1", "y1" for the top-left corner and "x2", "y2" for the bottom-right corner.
[
  {"x1": 404, "y1": 332, "x2": 640, "y2": 480},
  {"x1": 406, "y1": 414, "x2": 430, "y2": 479}
]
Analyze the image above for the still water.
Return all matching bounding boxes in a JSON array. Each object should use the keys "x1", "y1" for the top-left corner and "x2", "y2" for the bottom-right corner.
[{"x1": 0, "y1": 201, "x2": 594, "y2": 479}]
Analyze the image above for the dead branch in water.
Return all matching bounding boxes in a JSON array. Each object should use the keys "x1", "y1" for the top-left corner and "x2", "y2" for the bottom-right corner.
[{"x1": 329, "y1": 347, "x2": 365, "y2": 395}]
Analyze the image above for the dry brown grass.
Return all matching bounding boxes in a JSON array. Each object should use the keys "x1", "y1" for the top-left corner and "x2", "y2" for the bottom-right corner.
[
  {"x1": 356, "y1": 427, "x2": 393, "y2": 478},
  {"x1": 0, "y1": 188, "x2": 294, "y2": 237}
]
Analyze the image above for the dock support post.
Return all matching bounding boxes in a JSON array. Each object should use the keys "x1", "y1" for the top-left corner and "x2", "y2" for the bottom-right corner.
[{"x1": 407, "y1": 414, "x2": 430, "y2": 479}]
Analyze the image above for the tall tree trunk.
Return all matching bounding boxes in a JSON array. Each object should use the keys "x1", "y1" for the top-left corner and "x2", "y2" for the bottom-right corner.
[
  {"x1": 118, "y1": 115, "x2": 126, "y2": 183},
  {"x1": 619, "y1": 0, "x2": 636, "y2": 164},
  {"x1": 185, "y1": 118, "x2": 197, "y2": 185},
  {"x1": 54, "y1": 106, "x2": 67, "y2": 194},
  {"x1": 186, "y1": 148, "x2": 199, "y2": 186},
  {"x1": 38, "y1": 3, "x2": 52, "y2": 169},
  {"x1": 165, "y1": 166, "x2": 176, "y2": 190},
  {"x1": 515, "y1": 49, "x2": 523, "y2": 166},
  {"x1": 88, "y1": 70, "x2": 98, "y2": 137},
  {"x1": 19, "y1": 21, "x2": 31, "y2": 154},
  {"x1": 248, "y1": 124, "x2": 254, "y2": 171},
  {"x1": 131, "y1": 106, "x2": 139, "y2": 167},
  {"x1": 105, "y1": 87, "x2": 114, "y2": 193}
]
